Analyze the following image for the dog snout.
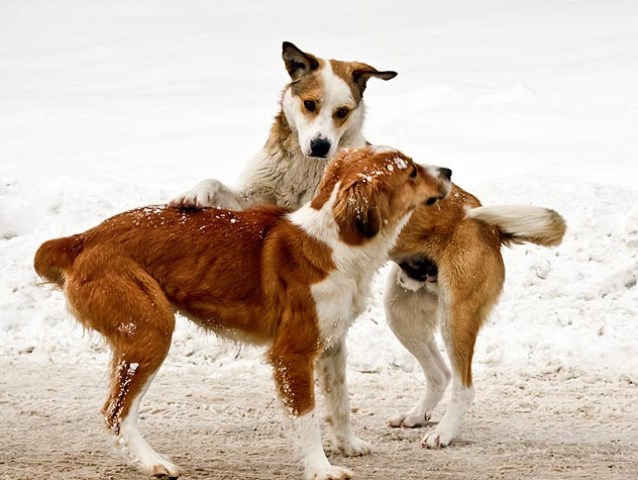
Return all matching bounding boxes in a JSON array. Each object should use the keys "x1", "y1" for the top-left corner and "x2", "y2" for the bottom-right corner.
[
  {"x1": 439, "y1": 167, "x2": 452, "y2": 181},
  {"x1": 436, "y1": 166, "x2": 452, "y2": 199},
  {"x1": 309, "y1": 137, "x2": 331, "y2": 158},
  {"x1": 418, "y1": 164, "x2": 453, "y2": 206}
]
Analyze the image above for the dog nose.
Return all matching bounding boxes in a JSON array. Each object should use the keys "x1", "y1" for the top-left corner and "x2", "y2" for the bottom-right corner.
[
  {"x1": 310, "y1": 137, "x2": 331, "y2": 158},
  {"x1": 439, "y1": 168, "x2": 452, "y2": 181}
]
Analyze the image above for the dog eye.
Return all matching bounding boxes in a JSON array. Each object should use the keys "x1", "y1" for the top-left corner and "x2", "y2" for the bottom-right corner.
[
  {"x1": 335, "y1": 107, "x2": 350, "y2": 119},
  {"x1": 409, "y1": 165, "x2": 418, "y2": 179},
  {"x1": 304, "y1": 100, "x2": 316, "y2": 112}
]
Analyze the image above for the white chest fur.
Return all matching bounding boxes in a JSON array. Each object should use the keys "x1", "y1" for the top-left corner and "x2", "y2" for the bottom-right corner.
[
  {"x1": 288, "y1": 184, "x2": 408, "y2": 347},
  {"x1": 310, "y1": 264, "x2": 371, "y2": 347}
]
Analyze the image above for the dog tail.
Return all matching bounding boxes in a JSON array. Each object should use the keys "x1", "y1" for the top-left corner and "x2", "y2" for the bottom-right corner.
[
  {"x1": 466, "y1": 205, "x2": 566, "y2": 247},
  {"x1": 34, "y1": 234, "x2": 85, "y2": 287}
]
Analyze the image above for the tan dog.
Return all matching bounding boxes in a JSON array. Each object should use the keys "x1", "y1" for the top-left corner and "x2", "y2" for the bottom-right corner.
[
  {"x1": 34, "y1": 146, "x2": 451, "y2": 480},
  {"x1": 170, "y1": 42, "x2": 396, "y2": 210},
  {"x1": 385, "y1": 184, "x2": 566, "y2": 448}
]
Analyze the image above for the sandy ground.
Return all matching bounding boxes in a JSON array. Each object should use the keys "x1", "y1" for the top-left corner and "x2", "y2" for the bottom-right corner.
[{"x1": 1, "y1": 356, "x2": 636, "y2": 480}]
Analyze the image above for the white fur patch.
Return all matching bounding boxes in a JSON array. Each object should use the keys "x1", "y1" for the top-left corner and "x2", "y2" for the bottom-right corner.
[
  {"x1": 291, "y1": 410, "x2": 353, "y2": 480},
  {"x1": 465, "y1": 205, "x2": 564, "y2": 242},
  {"x1": 294, "y1": 411, "x2": 330, "y2": 470},
  {"x1": 426, "y1": 165, "x2": 442, "y2": 178},
  {"x1": 288, "y1": 184, "x2": 368, "y2": 345},
  {"x1": 116, "y1": 374, "x2": 182, "y2": 476},
  {"x1": 283, "y1": 62, "x2": 360, "y2": 159},
  {"x1": 394, "y1": 156, "x2": 408, "y2": 170},
  {"x1": 421, "y1": 374, "x2": 474, "y2": 449},
  {"x1": 289, "y1": 183, "x2": 414, "y2": 346},
  {"x1": 396, "y1": 268, "x2": 427, "y2": 292}
]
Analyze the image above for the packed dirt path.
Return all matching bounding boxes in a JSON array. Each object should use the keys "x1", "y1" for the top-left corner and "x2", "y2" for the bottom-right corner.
[{"x1": 1, "y1": 356, "x2": 636, "y2": 480}]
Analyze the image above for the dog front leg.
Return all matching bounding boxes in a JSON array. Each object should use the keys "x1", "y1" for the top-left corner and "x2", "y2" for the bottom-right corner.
[
  {"x1": 169, "y1": 178, "x2": 246, "y2": 210},
  {"x1": 318, "y1": 340, "x2": 372, "y2": 457},
  {"x1": 270, "y1": 350, "x2": 353, "y2": 480}
]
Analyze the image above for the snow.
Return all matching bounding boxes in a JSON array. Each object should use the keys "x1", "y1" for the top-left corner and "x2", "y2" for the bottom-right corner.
[{"x1": 2, "y1": 0, "x2": 637, "y2": 388}]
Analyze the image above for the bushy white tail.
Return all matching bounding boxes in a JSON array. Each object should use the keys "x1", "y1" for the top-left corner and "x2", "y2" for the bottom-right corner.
[{"x1": 466, "y1": 205, "x2": 566, "y2": 247}]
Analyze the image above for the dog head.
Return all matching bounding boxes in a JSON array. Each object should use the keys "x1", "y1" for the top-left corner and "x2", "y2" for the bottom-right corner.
[
  {"x1": 281, "y1": 42, "x2": 397, "y2": 160},
  {"x1": 312, "y1": 146, "x2": 452, "y2": 245}
]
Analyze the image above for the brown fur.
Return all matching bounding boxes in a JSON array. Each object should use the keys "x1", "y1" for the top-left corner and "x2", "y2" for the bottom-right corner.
[
  {"x1": 35, "y1": 202, "x2": 329, "y2": 421},
  {"x1": 34, "y1": 146, "x2": 447, "y2": 476},
  {"x1": 393, "y1": 188, "x2": 499, "y2": 389},
  {"x1": 391, "y1": 184, "x2": 567, "y2": 389},
  {"x1": 330, "y1": 59, "x2": 398, "y2": 102},
  {"x1": 386, "y1": 185, "x2": 566, "y2": 448}
]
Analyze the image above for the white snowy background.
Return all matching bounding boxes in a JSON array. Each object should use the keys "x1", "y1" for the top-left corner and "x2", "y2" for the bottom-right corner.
[{"x1": 1, "y1": 0, "x2": 637, "y2": 391}]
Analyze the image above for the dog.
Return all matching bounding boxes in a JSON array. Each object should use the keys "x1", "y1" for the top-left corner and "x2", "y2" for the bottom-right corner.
[
  {"x1": 34, "y1": 146, "x2": 452, "y2": 480},
  {"x1": 167, "y1": 41, "x2": 566, "y2": 451},
  {"x1": 169, "y1": 41, "x2": 397, "y2": 211},
  {"x1": 385, "y1": 186, "x2": 566, "y2": 448}
]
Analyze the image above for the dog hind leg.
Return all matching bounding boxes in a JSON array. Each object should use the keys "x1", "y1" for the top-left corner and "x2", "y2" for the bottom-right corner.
[
  {"x1": 386, "y1": 336, "x2": 451, "y2": 429},
  {"x1": 317, "y1": 340, "x2": 372, "y2": 457},
  {"x1": 66, "y1": 262, "x2": 180, "y2": 477},
  {"x1": 384, "y1": 265, "x2": 451, "y2": 428},
  {"x1": 421, "y1": 301, "x2": 479, "y2": 449}
]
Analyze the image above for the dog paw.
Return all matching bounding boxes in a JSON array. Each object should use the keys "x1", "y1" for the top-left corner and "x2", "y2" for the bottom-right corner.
[
  {"x1": 332, "y1": 434, "x2": 372, "y2": 457},
  {"x1": 142, "y1": 457, "x2": 183, "y2": 479},
  {"x1": 117, "y1": 436, "x2": 182, "y2": 478},
  {"x1": 169, "y1": 179, "x2": 240, "y2": 209},
  {"x1": 387, "y1": 411, "x2": 430, "y2": 428},
  {"x1": 421, "y1": 430, "x2": 451, "y2": 449},
  {"x1": 308, "y1": 465, "x2": 353, "y2": 480},
  {"x1": 151, "y1": 461, "x2": 182, "y2": 479}
]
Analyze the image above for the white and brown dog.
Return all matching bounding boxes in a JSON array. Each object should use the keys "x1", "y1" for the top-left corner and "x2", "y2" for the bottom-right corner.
[
  {"x1": 169, "y1": 42, "x2": 396, "y2": 210},
  {"x1": 34, "y1": 146, "x2": 451, "y2": 480},
  {"x1": 385, "y1": 189, "x2": 566, "y2": 448}
]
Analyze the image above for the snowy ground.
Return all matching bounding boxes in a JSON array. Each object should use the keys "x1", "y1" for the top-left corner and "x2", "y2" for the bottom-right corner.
[{"x1": 1, "y1": 1, "x2": 637, "y2": 479}]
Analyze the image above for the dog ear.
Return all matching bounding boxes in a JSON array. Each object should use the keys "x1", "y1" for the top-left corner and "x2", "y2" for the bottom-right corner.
[
  {"x1": 352, "y1": 64, "x2": 397, "y2": 97},
  {"x1": 333, "y1": 180, "x2": 382, "y2": 244},
  {"x1": 282, "y1": 41, "x2": 320, "y2": 80}
]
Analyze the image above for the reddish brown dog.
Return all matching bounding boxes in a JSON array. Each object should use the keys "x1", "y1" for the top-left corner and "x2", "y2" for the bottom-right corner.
[{"x1": 34, "y1": 146, "x2": 451, "y2": 480}]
